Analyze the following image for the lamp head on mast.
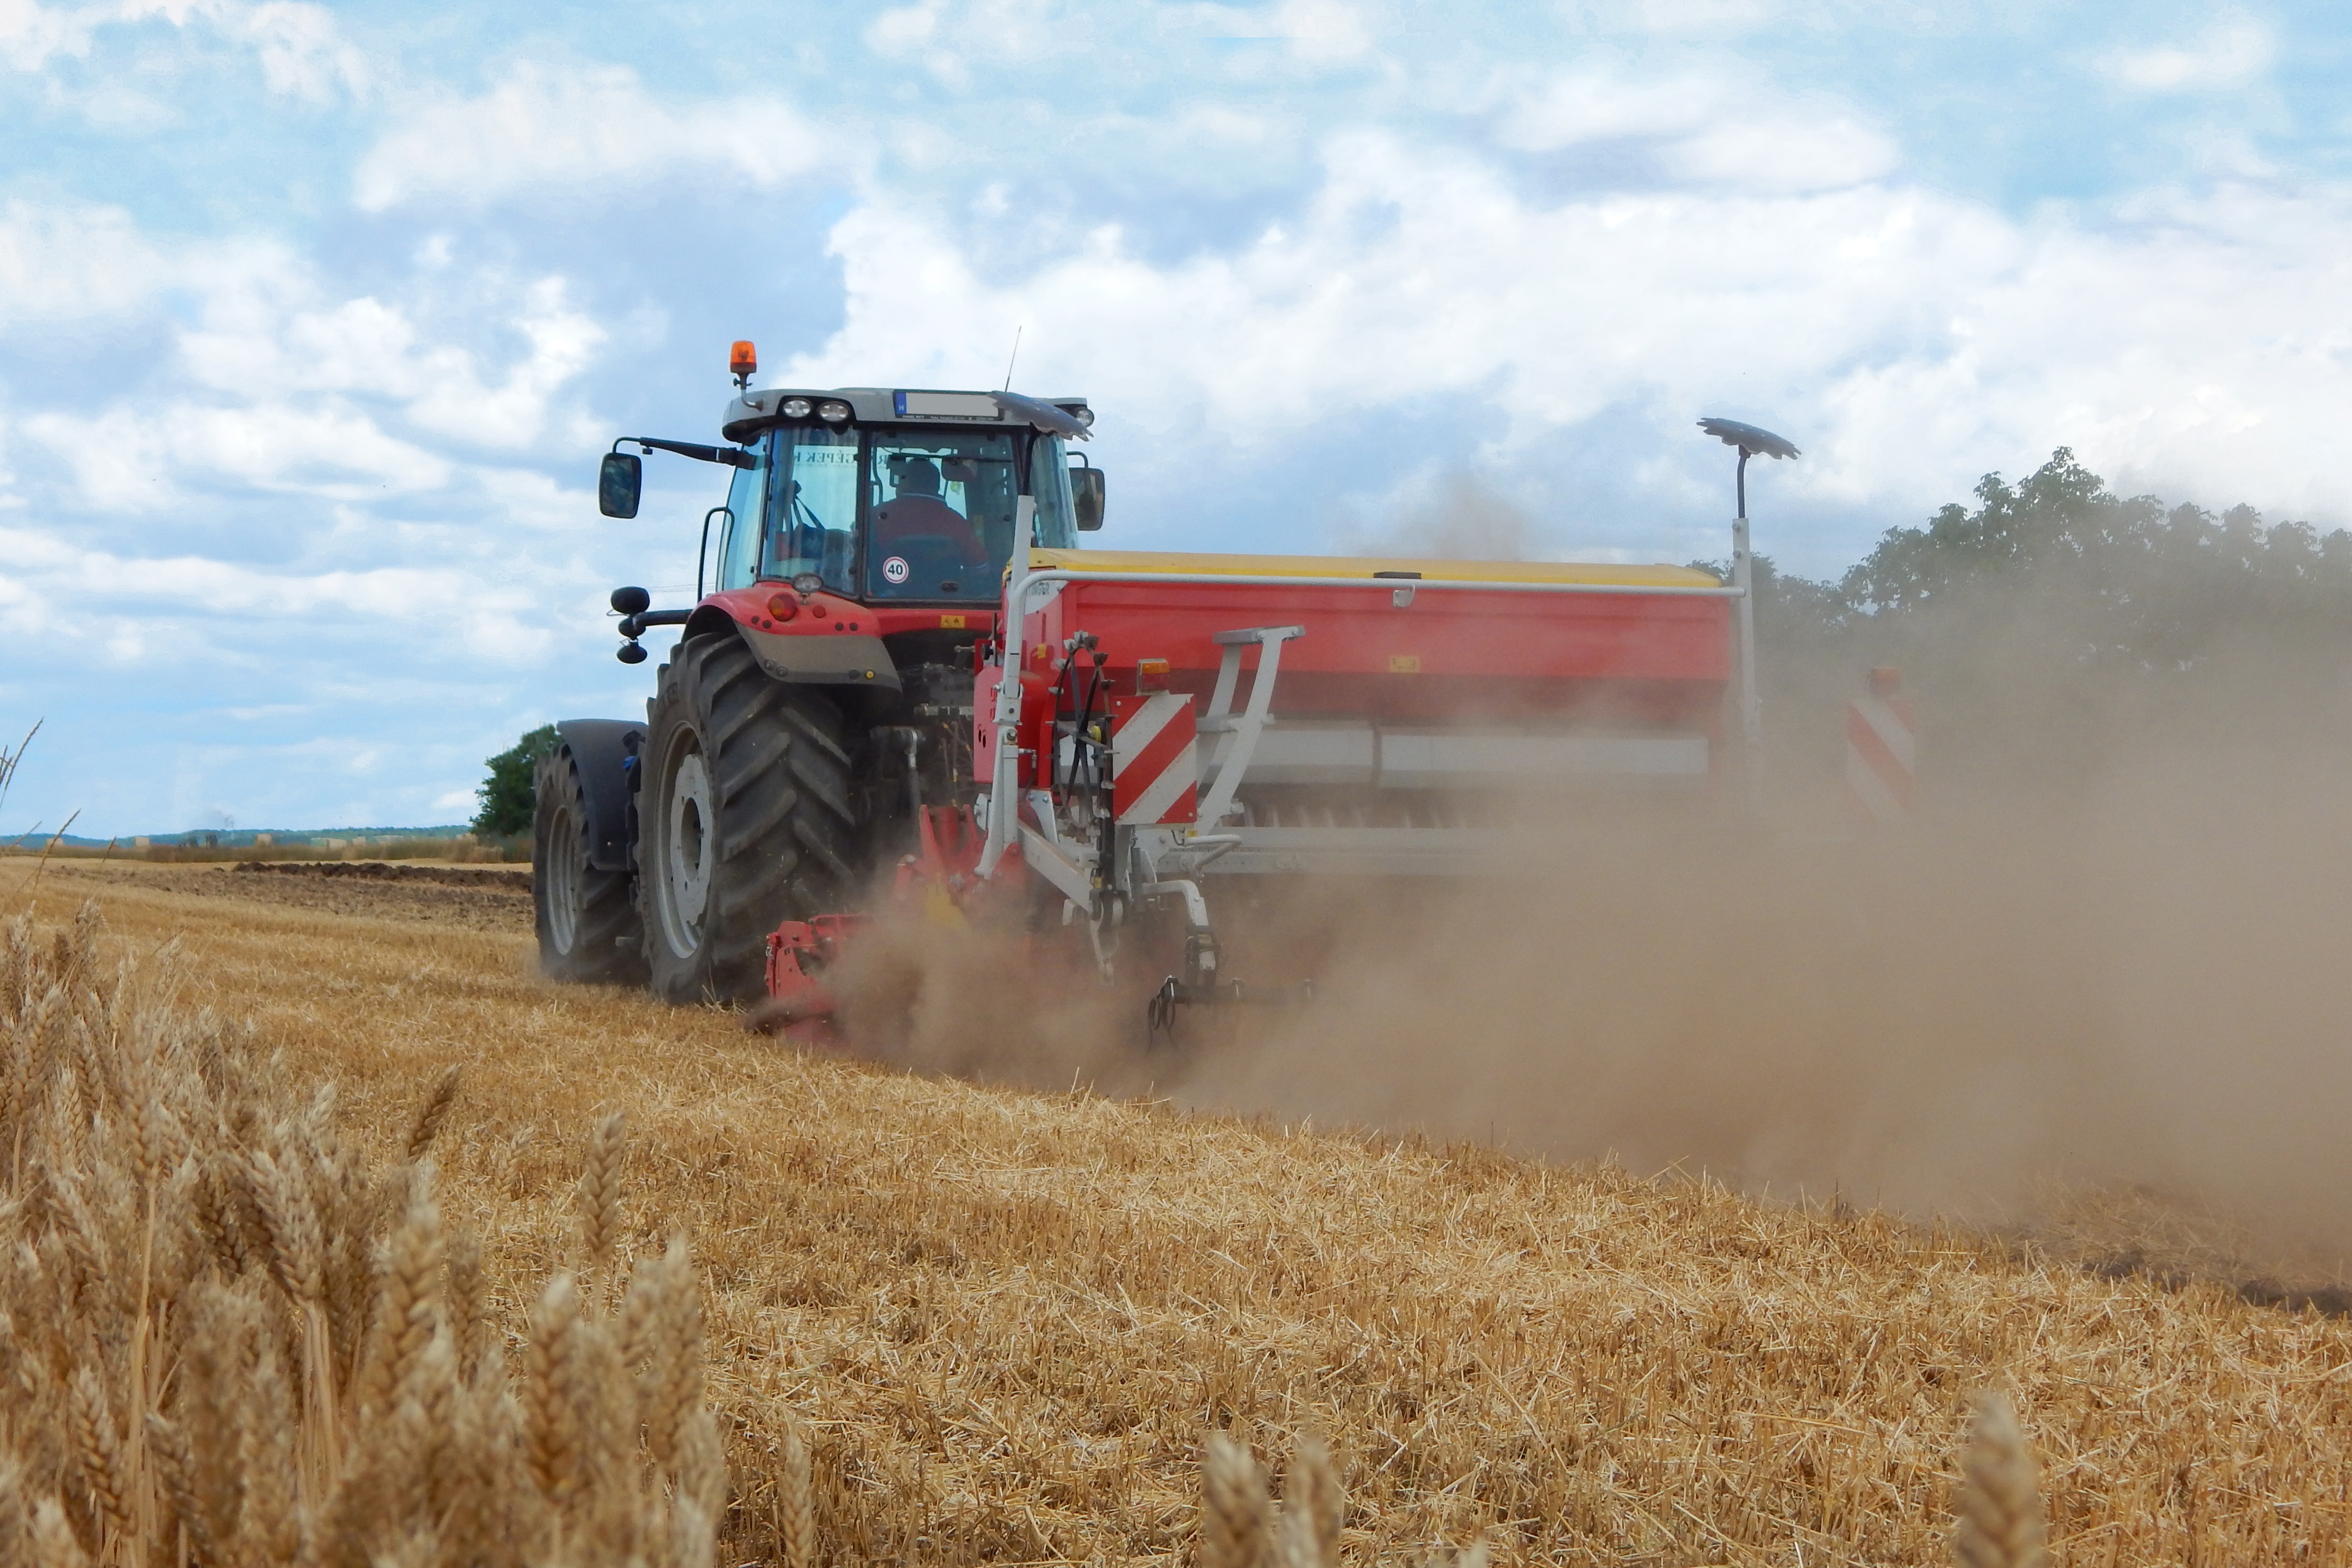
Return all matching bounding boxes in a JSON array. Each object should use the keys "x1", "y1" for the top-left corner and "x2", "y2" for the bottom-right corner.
[{"x1": 1697, "y1": 417, "x2": 1799, "y2": 518}]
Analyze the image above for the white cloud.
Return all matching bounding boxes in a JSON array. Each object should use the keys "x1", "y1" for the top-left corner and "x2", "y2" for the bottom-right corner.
[
  {"x1": 179, "y1": 274, "x2": 607, "y2": 449},
  {"x1": 0, "y1": 520, "x2": 480, "y2": 619},
  {"x1": 27, "y1": 399, "x2": 451, "y2": 507},
  {"x1": 354, "y1": 64, "x2": 822, "y2": 209},
  {"x1": 786, "y1": 130, "x2": 2352, "y2": 531},
  {"x1": 2104, "y1": 18, "x2": 2276, "y2": 93},
  {"x1": 1500, "y1": 68, "x2": 1900, "y2": 192},
  {"x1": 865, "y1": 0, "x2": 944, "y2": 56},
  {"x1": 0, "y1": 0, "x2": 94, "y2": 68},
  {"x1": 0, "y1": 0, "x2": 366, "y2": 96},
  {"x1": 0, "y1": 200, "x2": 171, "y2": 323},
  {"x1": 1159, "y1": 0, "x2": 1373, "y2": 62},
  {"x1": 235, "y1": 1, "x2": 369, "y2": 100},
  {"x1": 863, "y1": 0, "x2": 1068, "y2": 86},
  {"x1": 472, "y1": 466, "x2": 599, "y2": 531}
]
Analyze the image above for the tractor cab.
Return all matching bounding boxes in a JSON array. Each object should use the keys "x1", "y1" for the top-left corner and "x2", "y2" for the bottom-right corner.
[
  {"x1": 595, "y1": 363, "x2": 1103, "y2": 613},
  {"x1": 711, "y1": 413, "x2": 1080, "y2": 605}
]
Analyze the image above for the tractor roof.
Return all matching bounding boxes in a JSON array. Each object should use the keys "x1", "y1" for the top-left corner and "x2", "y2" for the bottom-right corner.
[{"x1": 722, "y1": 387, "x2": 1093, "y2": 445}]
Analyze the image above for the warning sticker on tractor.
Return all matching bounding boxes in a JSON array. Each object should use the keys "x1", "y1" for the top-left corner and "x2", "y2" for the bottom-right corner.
[
  {"x1": 1389, "y1": 654, "x2": 1422, "y2": 673},
  {"x1": 881, "y1": 556, "x2": 911, "y2": 584},
  {"x1": 940, "y1": 614, "x2": 966, "y2": 629}
]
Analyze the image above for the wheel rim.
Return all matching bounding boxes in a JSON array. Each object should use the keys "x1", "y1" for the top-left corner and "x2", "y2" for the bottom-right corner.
[
  {"x1": 656, "y1": 741, "x2": 716, "y2": 958},
  {"x1": 543, "y1": 800, "x2": 581, "y2": 953}
]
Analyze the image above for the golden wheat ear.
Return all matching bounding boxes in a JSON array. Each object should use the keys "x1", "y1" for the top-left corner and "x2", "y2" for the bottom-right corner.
[
  {"x1": 1953, "y1": 1390, "x2": 2048, "y2": 1568},
  {"x1": 779, "y1": 1413, "x2": 817, "y2": 1568},
  {"x1": 1201, "y1": 1432, "x2": 1276, "y2": 1568},
  {"x1": 404, "y1": 1063, "x2": 464, "y2": 1164},
  {"x1": 29, "y1": 1496, "x2": 89, "y2": 1568},
  {"x1": 573, "y1": 1111, "x2": 627, "y2": 1282},
  {"x1": 1279, "y1": 1432, "x2": 1343, "y2": 1568}
]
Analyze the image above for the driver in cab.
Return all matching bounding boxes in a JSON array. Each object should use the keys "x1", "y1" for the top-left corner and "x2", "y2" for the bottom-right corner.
[{"x1": 872, "y1": 457, "x2": 986, "y2": 566}]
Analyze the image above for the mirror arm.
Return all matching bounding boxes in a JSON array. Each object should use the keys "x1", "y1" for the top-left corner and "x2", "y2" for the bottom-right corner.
[
  {"x1": 618, "y1": 609, "x2": 693, "y2": 639},
  {"x1": 615, "y1": 437, "x2": 755, "y2": 469}
]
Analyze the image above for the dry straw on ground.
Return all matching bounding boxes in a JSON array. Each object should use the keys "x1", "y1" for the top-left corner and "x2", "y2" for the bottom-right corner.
[
  {"x1": 0, "y1": 900, "x2": 724, "y2": 1566},
  {"x1": 12, "y1": 863, "x2": 2351, "y2": 1566}
]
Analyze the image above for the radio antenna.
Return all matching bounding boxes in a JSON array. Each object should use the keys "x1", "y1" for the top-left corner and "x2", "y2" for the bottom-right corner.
[{"x1": 1002, "y1": 325, "x2": 1024, "y2": 391}]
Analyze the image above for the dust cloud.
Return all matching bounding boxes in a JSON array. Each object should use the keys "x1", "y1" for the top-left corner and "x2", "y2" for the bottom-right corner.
[
  {"x1": 1181, "y1": 755, "x2": 2352, "y2": 1256},
  {"x1": 1335, "y1": 474, "x2": 1535, "y2": 561},
  {"x1": 832, "y1": 592, "x2": 2352, "y2": 1275}
]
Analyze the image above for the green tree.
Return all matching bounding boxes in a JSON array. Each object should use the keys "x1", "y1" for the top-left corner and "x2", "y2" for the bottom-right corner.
[
  {"x1": 472, "y1": 724, "x2": 559, "y2": 838},
  {"x1": 1839, "y1": 447, "x2": 2352, "y2": 667}
]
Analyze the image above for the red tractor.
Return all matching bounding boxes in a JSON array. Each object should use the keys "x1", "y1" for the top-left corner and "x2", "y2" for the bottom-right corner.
[{"x1": 536, "y1": 343, "x2": 1756, "y2": 1029}]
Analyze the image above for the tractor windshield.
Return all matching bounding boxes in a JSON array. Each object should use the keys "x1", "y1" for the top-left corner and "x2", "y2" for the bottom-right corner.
[
  {"x1": 864, "y1": 429, "x2": 1024, "y2": 600},
  {"x1": 715, "y1": 423, "x2": 1070, "y2": 601}
]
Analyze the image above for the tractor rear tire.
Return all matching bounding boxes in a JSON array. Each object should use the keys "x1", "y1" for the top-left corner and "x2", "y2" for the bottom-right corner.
[
  {"x1": 533, "y1": 746, "x2": 648, "y2": 985},
  {"x1": 637, "y1": 633, "x2": 857, "y2": 1004}
]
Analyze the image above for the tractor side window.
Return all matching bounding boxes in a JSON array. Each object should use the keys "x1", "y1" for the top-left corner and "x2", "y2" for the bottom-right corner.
[
  {"x1": 717, "y1": 443, "x2": 767, "y2": 591},
  {"x1": 865, "y1": 429, "x2": 1017, "y2": 600},
  {"x1": 764, "y1": 426, "x2": 859, "y2": 594},
  {"x1": 1028, "y1": 436, "x2": 1077, "y2": 549}
]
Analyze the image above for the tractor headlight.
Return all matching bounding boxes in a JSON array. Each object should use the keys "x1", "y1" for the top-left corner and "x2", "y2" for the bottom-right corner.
[
  {"x1": 816, "y1": 400, "x2": 851, "y2": 423},
  {"x1": 780, "y1": 397, "x2": 812, "y2": 419},
  {"x1": 1072, "y1": 405, "x2": 1095, "y2": 428},
  {"x1": 792, "y1": 572, "x2": 824, "y2": 595}
]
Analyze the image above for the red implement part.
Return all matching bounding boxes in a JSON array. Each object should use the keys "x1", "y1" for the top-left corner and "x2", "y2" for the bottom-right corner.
[
  {"x1": 762, "y1": 913, "x2": 870, "y2": 1042},
  {"x1": 1018, "y1": 568, "x2": 1729, "y2": 735},
  {"x1": 762, "y1": 807, "x2": 1003, "y2": 1044},
  {"x1": 893, "y1": 804, "x2": 986, "y2": 901}
]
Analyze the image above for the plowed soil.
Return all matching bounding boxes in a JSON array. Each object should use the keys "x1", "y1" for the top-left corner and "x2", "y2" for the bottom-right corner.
[{"x1": 34, "y1": 858, "x2": 534, "y2": 932}]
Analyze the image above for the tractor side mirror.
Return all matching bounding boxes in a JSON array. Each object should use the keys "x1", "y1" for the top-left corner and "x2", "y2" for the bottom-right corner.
[
  {"x1": 610, "y1": 585, "x2": 651, "y2": 616},
  {"x1": 598, "y1": 452, "x2": 642, "y2": 519},
  {"x1": 1071, "y1": 466, "x2": 1105, "y2": 531}
]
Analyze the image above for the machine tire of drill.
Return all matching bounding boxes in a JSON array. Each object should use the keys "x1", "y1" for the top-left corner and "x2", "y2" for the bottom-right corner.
[{"x1": 637, "y1": 633, "x2": 856, "y2": 1004}]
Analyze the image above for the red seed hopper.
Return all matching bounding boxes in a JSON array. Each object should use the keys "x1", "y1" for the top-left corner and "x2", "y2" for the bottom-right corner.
[{"x1": 945, "y1": 547, "x2": 1737, "y2": 1029}]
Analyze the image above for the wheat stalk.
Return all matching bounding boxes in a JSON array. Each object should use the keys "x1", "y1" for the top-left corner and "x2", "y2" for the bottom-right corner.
[
  {"x1": 357, "y1": 1170, "x2": 445, "y2": 1420},
  {"x1": 779, "y1": 1413, "x2": 816, "y2": 1568},
  {"x1": 575, "y1": 1112, "x2": 627, "y2": 1282},
  {"x1": 525, "y1": 1272, "x2": 586, "y2": 1512},
  {"x1": 1281, "y1": 1433, "x2": 1343, "y2": 1568},
  {"x1": 1201, "y1": 1433, "x2": 1274, "y2": 1568},
  {"x1": 404, "y1": 1064, "x2": 463, "y2": 1164},
  {"x1": 30, "y1": 1497, "x2": 89, "y2": 1568},
  {"x1": 67, "y1": 1365, "x2": 130, "y2": 1542},
  {"x1": 444, "y1": 1224, "x2": 488, "y2": 1384},
  {"x1": 240, "y1": 1149, "x2": 324, "y2": 1307},
  {"x1": 1953, "y1": 1390, "x2": 2048, "y2": 1568},
  {"x1": 145, "y1": 1412, "x2": 223, "y2": 1568}
]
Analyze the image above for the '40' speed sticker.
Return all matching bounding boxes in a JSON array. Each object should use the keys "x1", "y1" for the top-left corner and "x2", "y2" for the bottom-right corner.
[{"x1": 881, "y1": 555, "x2": 911, "y2": 584}]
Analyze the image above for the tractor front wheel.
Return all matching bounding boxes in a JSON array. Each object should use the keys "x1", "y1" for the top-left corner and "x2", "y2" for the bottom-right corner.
[
  {"x1": 638, "y1": 634, "x2": 857, "y2": 1004},
  {"x1": 533, "y1": 745, "x2": 647, "y2": 985}
]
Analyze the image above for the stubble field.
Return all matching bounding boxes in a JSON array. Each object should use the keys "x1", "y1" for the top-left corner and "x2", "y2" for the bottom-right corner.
[{"x1": 11, "y1": 856, "x2": 2352, "y2": 1566}]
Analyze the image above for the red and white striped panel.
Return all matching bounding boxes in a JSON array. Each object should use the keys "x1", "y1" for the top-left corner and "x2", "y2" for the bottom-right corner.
[
  {"x1": 1845, "y1": 670, "x2": 1916, "y2": 822},
  {"x1": 1110, "y1": 693, "x2": 1198, "y2": 825}
]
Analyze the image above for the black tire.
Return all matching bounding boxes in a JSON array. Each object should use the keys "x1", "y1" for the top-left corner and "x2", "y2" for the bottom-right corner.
[
  {"x1": 637, "y1": 633, "x2": 857, "y2": 1004},
  {"x1": 533, "y1": 747, "x2": 648, "y2": 985}
]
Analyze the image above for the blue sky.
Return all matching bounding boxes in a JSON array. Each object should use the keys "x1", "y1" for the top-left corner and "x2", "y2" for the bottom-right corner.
[{"x1": 4, "y1": 0, "x2": 2349, "y2": 835}]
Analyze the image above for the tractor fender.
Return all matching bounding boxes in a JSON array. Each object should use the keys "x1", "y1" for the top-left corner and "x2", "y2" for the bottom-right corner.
[
  {"x1": 553, "y1": 719, "x2": 645, "y2": 873},
  {"x1": 731, "y1": 620, "x2": 903, "y2": 692},
  {"x1": 678, "y1": 603, "x2": 906, "y2": 692}
]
